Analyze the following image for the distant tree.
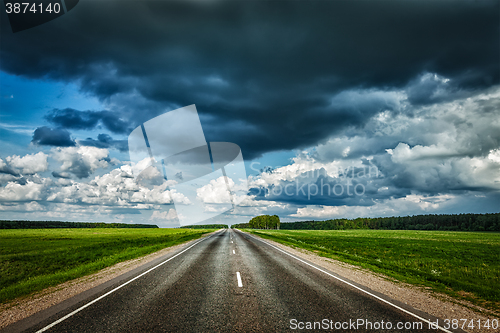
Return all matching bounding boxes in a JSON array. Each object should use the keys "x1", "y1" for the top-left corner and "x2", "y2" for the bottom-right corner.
[
  {"x1": 276, "y1": 213, "x2": 500, "y2": 232},
  {"x1": 245, "y1": 215, "x2": 280, "y2": 229},
  {"x1": 0, "y1": 220, "x2": 159, "y2": 229}
]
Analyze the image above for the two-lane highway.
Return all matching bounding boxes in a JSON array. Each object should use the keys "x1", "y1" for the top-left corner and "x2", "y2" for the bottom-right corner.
[{"x1": 4, "y1": 229, "x2": 464, "y2": 333}]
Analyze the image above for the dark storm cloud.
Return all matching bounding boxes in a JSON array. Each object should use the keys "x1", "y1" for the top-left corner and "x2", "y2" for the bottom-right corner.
[
  {"x1": 46, "y1": 108, "x2": 130, "y2": 134},
  {"x1": 0, "y1": 164, "x2": 19, "y2": 177},
  {"x1": 46, "y1": 108, "x2": 98, "y2": 130},
  {"x1": 79, "y1": 134, "x2": 128, "y2": 152},
  {"x1": 32, "y1": 126, "x2": 76, "y2": 147},
  {"x1": 52, "y1": 171, "x2": 72, "y2": 179},
  {"x1": 1, "y1": 0, "x2": 499, "y2": 159}
]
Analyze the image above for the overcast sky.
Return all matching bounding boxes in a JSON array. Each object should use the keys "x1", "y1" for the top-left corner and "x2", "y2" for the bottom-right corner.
[{"x1": 1, "y1": 0, "x2": 499, "y2": 227}]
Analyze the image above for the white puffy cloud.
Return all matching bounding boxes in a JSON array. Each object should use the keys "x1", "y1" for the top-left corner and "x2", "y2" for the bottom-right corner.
[
  {"x1": 196, "y1": 176, "x2": 233, "y2": 204},
  {"x1": 0, "y1": 160, "x2": 191, "y2": 216},
  {"x1": 52, "y1": 146, "x2": 113, "y2": 178},
  {"x1": 488, "y1": 149, "x2": 500, "y2": 163},
  {"x1": 0, "y1": 180, "x2": 46, "y2": 201},
  {"x1": 6, "y1": 152, "x2": 48, "y2": 175},
  {"x1": 45, "y1": 164, "x2": 190, "y2": 207},
  {"x1": 387, "y1": 143, "x2": 459, "y2": 162},
  {"x1": 0, "y1": 152, "x2": 48, "y2": 176},
  {"x1": 387, "y1": 148, "x2": 500, "y2": 192}
]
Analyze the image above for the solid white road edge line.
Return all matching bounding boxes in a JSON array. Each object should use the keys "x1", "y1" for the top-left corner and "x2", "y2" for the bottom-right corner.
[
  {"x1": 35, "y1": 231, "x2": 221, "y2": 333},
  {"x1": 236, "y1": 272, "x2": 243, "y2": 287},
  {"x1": 243, "y1": 231, "x2": 454, "y2": 333}
]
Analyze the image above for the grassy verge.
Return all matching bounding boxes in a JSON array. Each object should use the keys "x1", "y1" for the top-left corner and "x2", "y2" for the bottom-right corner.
[
  {"x1": 243, "y1": 229, "x2": 500, "y2": 313},
  {"x1": 0, "y1": 228, "x2": 214, "y2": 303}
]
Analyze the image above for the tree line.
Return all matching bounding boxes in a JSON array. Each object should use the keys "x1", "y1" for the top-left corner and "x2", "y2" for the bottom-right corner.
[
  {"x1": 0, "y1": 220, "x2": 159, "y2": 229},
  {"x1": 181, "y1": 224, "x2": 228, "y2": 229},
  {"x1": 232, "y1": 215, "x2": 280, "y2": 229},
  {"x1": 277, "y1": 213, "x2": 500, "y2": 232}
]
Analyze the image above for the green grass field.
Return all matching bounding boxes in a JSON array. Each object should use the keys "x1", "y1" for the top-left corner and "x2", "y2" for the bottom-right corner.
[
  {"x1": 245, "y1": 229, "x2": 500, "y2": 312},
  {"x1": 0, "y1": 228, "x2": 214, "y2": 303}
]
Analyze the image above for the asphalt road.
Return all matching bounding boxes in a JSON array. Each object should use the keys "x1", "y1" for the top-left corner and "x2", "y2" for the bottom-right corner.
[{"x1": 4, "y1": 229, "x2": 465, "y2": 333}]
